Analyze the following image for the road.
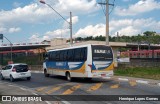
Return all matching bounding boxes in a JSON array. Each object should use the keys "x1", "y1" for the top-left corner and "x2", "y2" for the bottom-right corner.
[{"x1": 0, "y1": 73, "x2": 160, "y2": 104}]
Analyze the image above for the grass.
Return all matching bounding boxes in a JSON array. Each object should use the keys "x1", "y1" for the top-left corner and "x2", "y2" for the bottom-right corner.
[{"x1": 114, "y1": 67, "x2": 160, "y2": 80}]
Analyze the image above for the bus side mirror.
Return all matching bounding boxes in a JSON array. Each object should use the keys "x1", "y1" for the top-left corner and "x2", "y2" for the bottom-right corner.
[
  {"x1": 43, "y1": 53, "x2": 48, "y2": 60},
  {"x1": 43, "y1": 53, "x2": 45, "y2": 58},
  {"x1": 43, "y1": 53, "x2": 47, "y2": 57}
]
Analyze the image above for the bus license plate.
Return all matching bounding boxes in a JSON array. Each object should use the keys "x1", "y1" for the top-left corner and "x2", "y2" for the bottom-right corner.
[{"x1": 101, "y1": 74, "x2": 106, "y2": 77}]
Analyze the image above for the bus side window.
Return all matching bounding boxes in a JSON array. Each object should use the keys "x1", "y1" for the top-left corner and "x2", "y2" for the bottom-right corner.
[
  {"x1": 82, "y1": 47, "x2": 87, "y2": 61},
  {"x1": 59, "y1": 51, "x2": 64, "y2": 61},
  {"x1": 67, "y1": 49, "x2": 74, "y2": 61},
  {"x1": 51, "y1": 51, "x2": 56, "y2": 61},
  {"x1": 55, "y1": 51, "x2": 60, "y2": 61},
  {"x1": 75, "y1": 48, "x2": 81, "y2": 61},
  {"x1": 63, "y1": 50, "x2": 67, "y2": 61},
  {"x1": 48, "y1": 52, "x2": 51, "y2": 60}
]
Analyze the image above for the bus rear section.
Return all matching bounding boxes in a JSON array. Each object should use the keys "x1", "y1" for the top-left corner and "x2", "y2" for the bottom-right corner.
[{"x1": 88, "y1": 45, "x2": 114, "y2": 78}]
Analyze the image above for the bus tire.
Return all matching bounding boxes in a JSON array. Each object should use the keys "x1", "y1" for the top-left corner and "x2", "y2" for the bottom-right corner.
[
  {"x1": 84, "y1": 78, "x2": 92, "y2": 81},
  {"x1": 44, "y1": 69, "x2": 49, "y2": 77},
  {"x1": 66, "y1": 72, "x2": 72, "y2": 81}
]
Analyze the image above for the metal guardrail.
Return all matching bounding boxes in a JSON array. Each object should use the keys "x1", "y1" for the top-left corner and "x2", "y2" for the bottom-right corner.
[{"x1": 0, "y1": 42, "x2": 50, "y2": 47}]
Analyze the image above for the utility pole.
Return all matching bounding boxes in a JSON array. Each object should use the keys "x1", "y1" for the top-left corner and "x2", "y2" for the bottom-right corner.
[
  {"x1": 117, "y1": 32, "x2": 119, "y2": 42},
  {"x1": 98, "y1": 0, "x2": 114, "y2": 45},
  {"x1": 70, "y1": 12, "x2": 73, "y2": 46}
]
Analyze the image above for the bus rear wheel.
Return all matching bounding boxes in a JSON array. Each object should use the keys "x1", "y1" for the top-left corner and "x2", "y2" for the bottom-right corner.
[
  {"x1": 84, "y1": 78, "x2": 92, "y2": 81},
  {"x1": 66, "y1": 72, "x2": 72, "y2": 81}
]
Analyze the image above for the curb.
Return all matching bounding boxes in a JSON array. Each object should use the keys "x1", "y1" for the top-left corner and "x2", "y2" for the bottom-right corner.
[
  {"x1": 31, "y1": 71, "x2": 160, "y2": 87},
  {"x1": 103, "y1": 77, "x2": 160, "y2": 87}
]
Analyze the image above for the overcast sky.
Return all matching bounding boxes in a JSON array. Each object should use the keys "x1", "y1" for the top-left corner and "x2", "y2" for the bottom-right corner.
[{"x1": 0, "y1": 0, "x2": 160, "y2": 43}]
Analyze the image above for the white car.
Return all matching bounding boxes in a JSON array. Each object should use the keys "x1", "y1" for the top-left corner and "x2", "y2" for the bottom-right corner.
[{"x1": 0, "y1": 63, "x2": 31, "y2": 82}]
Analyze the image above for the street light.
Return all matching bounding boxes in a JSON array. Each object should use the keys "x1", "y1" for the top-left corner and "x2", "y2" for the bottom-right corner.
[
  {"x1": 0, "y1": 34, "x2": 13, "y2": 63},
  {"x1": 39, "y1": 0, "x2": 73, "y2": 46}
]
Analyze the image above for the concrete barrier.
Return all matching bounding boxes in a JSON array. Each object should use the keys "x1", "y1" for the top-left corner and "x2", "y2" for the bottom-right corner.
[{"x1": 29, "y1": 65, "x2": 43, "y2": 71}]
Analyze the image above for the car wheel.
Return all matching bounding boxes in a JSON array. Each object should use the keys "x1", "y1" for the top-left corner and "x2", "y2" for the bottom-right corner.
[
  {"x1": 0, "y1": 74, "x2": 4, "y2": 80},
  {"x1": 27, "y1": 77, "x2": 31, "y2": 80},
  {"x1": 66, "y1": 72, "x2": 72, "y2": 81},
  {"x1": 10, "y1": 75, "x2": 14, "y2": 82},
  {"x1": 44, "y1": 70, "x2": 49, "y2": 77}
]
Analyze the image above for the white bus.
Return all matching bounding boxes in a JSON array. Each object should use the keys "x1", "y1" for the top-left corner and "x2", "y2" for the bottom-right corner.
[{"x1": 43, "y1": 44, "x2": 114, "y2": 81}]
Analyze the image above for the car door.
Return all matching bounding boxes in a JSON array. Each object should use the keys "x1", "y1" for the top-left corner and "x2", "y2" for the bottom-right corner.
[{"x1": 4, "y1": 65, "x2": 12, "y2": 78}]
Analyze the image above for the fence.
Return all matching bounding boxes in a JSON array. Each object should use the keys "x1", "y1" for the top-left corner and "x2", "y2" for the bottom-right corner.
[{"x1": 118, "y1": 62, "x2": 160, "y2": 68}]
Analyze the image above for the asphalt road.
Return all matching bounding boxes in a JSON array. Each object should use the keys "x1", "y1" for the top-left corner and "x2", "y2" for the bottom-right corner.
[{"x1": 0, "y1": 73, "x2": 160, "y2": 104}]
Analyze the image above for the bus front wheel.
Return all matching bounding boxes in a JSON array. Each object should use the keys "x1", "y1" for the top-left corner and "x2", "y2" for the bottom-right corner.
[
  {"x1": 44, "y1": 69, "x2": 49, "y2": 77},
  {"x1": 66, "y1": 72, "x2": 72, "y2": 81}
]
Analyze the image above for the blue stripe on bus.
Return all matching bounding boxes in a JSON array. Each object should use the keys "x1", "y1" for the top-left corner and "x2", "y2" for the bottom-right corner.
[{"x1": 46, "y1": 61, "x2": 85, "y2": 70}]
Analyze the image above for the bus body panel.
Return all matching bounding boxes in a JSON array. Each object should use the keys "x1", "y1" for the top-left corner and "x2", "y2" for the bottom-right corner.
[
  {"x1": 45, "y1": 61, "x2": 87, "y2": 77},
  {"x1": 85, "y1": 45, "x2": 92, "y2": 77}
]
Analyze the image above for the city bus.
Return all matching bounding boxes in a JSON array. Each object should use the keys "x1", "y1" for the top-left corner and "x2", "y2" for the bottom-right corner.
[{"x1": 43, "y1": 44, "x2": 114, "y2": 81}]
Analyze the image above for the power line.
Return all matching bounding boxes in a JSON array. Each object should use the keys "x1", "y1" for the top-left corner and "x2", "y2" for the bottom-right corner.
[
  {"x1": 109, "y1": 0, "x2": 115, "y2": 15},
  {"x1": 99, "y1": 0, "x2": 115, "y2": 16},
  {"x1": 100, "y1": 0, "x2": 106, "y2": 15}
]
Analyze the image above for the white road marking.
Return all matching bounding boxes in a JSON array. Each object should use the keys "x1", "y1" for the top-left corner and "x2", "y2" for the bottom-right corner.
[
  {"x1": 31, "y1": 71, "x2": 43, "y2": 73},
  {"x1": 62, "y1": 101, "x2": 71, "y2": 104},
  {"x1": 20, "y1": 87, "x2": 26, "y2": 91},
  {"x1": 8, "y1": 84, "x2": 15, "y2": 86},
  {"x1": 136, "y1": 80, "x2": 148, "y2": 84},
  {"x1": 32, "y1": 92, "x2": 38, "y2": 95},
  {"x1": 45, "y1": 101, "x2": 52, "y2": 104},
  {"x1": 118, "y1": 78, "x2": 129, "y2": 81}
]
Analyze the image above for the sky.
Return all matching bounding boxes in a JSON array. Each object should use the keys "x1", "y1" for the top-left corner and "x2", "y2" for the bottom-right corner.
[{"x1": 0, "y1": 0, "x2": 160, "y2": 44}]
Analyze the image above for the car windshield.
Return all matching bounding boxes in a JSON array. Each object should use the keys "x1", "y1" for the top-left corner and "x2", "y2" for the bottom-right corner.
[{"x1": 14, "y1": 65, "x2": 28, "y2": 72}]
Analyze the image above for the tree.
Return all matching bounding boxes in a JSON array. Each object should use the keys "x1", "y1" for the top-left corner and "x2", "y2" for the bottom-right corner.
[
  {"x1": 143, "y1": 31, "x2": 156, "y2": 36},
  {"x1": 75, "y1": 37, "x2": 83, "y2": 41}
]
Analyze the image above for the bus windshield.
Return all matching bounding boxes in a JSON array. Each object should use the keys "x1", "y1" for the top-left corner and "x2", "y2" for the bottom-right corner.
[{"x1": 92, "y1": 45, "x2": 113, "y2": 61}]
